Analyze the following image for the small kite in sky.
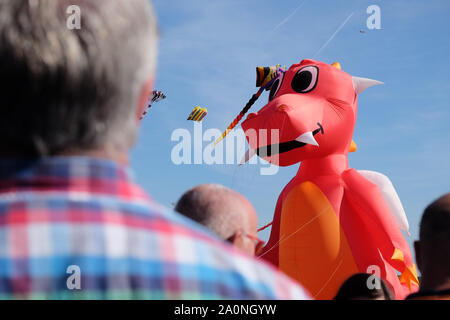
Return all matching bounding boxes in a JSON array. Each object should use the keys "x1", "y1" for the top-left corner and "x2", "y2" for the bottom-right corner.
[
  {"x1": 140, "y1": 90, "x2": 166, "y2": 120},
  {"x1": 187, "y1": 106, "x2": 208, "y2": 122}
]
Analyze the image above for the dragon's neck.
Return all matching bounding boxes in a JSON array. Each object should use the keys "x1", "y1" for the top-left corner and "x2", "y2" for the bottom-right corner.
[{"x1": 296, "y1": 153, "x2": 349, "y2": 180}]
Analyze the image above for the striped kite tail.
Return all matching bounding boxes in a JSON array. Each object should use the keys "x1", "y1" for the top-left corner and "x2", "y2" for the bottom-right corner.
[{"x1": 214, "y1": 88, "x2": 263, "y2": 146}]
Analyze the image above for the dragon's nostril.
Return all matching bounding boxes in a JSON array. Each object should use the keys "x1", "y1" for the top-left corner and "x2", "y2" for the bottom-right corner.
[
  {"x1": 278, "y1": 105, "x2": 289, "y2": 112},
  {"x1": 246, "y1": 113, "x2": 257, "y2": 120}
]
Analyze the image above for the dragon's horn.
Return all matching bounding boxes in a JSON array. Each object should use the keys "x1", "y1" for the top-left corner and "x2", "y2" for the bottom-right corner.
[
  {"x1": 349, "y1": 140, "x2": 357, "y2": 152},
  {"x1": 331, "y1": 62, "x2": 341, "y2": 70},
  {"x1": 352, "y1": 76, "x2": 383, "y2": 95}
]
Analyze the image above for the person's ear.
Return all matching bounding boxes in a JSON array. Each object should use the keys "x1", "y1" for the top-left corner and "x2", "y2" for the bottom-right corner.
[
  {"x1": 136, "y1": 78, "x2": 154, "y2": 121},
  {"x1": 227, "y1": 231, "x2": 245, "y2": 248},
  {"x1": 414, "y1": 240, "x2": 422, "y2": 273}
]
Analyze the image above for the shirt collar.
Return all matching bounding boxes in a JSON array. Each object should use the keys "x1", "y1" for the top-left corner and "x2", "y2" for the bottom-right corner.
[{"x1": 0, "y1": 156, "x2": 149, "y2": 201}]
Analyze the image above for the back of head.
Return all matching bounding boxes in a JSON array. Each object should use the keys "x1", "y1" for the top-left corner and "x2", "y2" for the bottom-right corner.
[
  {"x1": 175, "y1": 184, "x2": 254, "y2": 240},
  {"x1": 418, "y1": 193, "x2": 450, "y2": 274},
  {"x1": 334, "y1": 273, "x2": 394, "y2": 300},
  {"x1": 0, "y1": 0, "x2": 157, "y2": 156}
]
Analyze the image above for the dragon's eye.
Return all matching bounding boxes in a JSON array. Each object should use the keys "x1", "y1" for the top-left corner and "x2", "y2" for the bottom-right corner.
[
  {"x1": 291, "y1": 65, "x2": 319, "y2": 93},
  {"x1": 268, "y1": 72, "x2": 284, "y2": 101}
]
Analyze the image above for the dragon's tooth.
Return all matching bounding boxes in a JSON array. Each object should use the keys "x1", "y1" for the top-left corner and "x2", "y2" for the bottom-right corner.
[{"x1": 295, "y1": 131, "x2": 319, "y2": 146}]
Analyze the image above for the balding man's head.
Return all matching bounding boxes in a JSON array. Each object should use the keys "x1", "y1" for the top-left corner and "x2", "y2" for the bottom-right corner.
[
  {"x1": 414, "y1": 193, "x2": 450, "y2": 291},
  {"x1": 175, "y1": 184, "x2": 262, "y2": 255}
]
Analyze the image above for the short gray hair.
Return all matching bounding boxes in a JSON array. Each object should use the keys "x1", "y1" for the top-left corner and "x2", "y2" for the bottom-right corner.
[
  {"x1": 0, "y1": 0, "x2": 158, "y2": 156},
  {"x1": 175, "y1": 184, "x2": 249, "y2": 239}
]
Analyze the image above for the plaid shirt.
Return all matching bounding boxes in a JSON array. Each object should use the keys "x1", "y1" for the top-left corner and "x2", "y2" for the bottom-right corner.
[{"x1": 0, "y1": 157, "x2": 309, "y2": 299}]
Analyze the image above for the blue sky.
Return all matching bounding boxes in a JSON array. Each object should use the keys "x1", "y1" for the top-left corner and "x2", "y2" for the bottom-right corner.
[{"x1": 131, "y1": 0, "x2": 450, "y2": 251}]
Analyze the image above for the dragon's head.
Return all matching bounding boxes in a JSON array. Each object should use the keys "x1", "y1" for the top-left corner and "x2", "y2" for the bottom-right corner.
[{"x1": 241, "y1": 59, "x2": 382, "y2": 166}]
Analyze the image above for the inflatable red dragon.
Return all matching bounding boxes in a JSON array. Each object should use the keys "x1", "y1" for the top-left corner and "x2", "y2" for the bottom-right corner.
[{"x1": 239, "y1": 59, "x2": 419, "y2": 299}]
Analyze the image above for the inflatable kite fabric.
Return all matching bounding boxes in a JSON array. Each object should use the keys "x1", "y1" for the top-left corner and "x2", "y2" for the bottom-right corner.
[{"x1": 239, "y1": 59, "x2": 419, "y2": 299}]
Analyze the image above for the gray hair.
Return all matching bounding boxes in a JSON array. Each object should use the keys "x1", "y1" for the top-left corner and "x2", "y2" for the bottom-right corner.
[
  {"x1": 175, "y1": 184, "x2": 250, "y2": 240},
  {"x1": 0, "y1": 0, "x2": 158, "y2": 156}
]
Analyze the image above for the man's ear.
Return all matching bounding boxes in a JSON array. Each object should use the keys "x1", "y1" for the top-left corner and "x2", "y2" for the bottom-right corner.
[
  {"x1": 414, "y1": 241, "x2": 422, "y2": 273},
  {"x1": 136, "y1": 78, "x2": 154, "y2": 121},
  {"x1": 230, "y1": 231, "x2": 244, "y2": 246}
]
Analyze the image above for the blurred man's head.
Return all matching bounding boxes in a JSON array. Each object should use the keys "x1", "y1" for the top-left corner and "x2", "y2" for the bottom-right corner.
[
  {"x1": 175, "y1": 184, "x2": 263, "y2": 255},
  {"x1": 0, "y1": 0, "x2": 157, "y2": 162},
  {"x1": 414, "y1": 193, "x2": 450, "y2": 291},
  {"x1": 333, "y1": 273, "x2": 394, "y2": 300}
]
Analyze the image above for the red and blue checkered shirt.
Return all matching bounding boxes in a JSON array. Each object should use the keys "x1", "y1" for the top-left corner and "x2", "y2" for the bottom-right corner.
[{"x1": 0, "y1": 157, "x2": 310, "y2": 299}]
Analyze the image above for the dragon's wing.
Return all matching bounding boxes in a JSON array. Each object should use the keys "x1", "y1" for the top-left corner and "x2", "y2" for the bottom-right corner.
[{"x1": 357, "y1": 170, "x2": 410, "y2": 235}]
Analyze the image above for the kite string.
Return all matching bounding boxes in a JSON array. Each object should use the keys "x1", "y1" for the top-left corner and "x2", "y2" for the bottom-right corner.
[
  {"x1": 257, "y1": 203, "x2": 330, "y2": 260},
  {"x1": 257, "y1": 221, "x2": 273, "y2": 232},
  {"x1": 255, "y1": 115, "x2": 286, "y2": 232}
]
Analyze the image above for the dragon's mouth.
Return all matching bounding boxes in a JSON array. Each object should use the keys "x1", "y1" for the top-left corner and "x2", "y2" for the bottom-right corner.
[{"x1": 255, "y1": 122, "x2": 324, "y2": 157}]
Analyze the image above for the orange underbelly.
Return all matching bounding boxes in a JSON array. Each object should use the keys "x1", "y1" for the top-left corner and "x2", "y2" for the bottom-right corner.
[{"x1": 279, "y1": 181, "x2": 359, "y2": 299}]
